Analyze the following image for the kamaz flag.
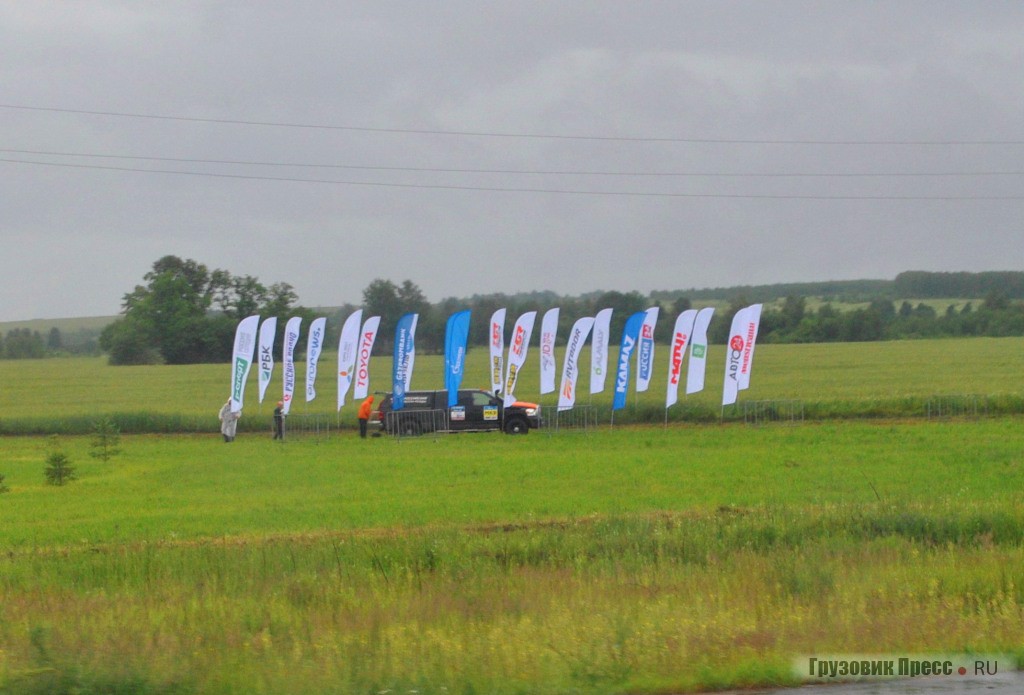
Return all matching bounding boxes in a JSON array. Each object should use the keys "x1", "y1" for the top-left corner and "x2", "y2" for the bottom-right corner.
[
  {"x1": 444, "y1": 310, "x2": 471, "y2": 407},
  {"x1": 612, "y1": 311, "x2": 645, "y2": 411},
  {"x1": 392, "y1": 312, "x2": 418, "y2": 411}
]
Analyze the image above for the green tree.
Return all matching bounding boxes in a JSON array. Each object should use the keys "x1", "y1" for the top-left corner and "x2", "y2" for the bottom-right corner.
[
  {"x1": 781, "y1": 296, "x2": 806, "y2": 330},
  {"x1": 43, "y1": 437, "x2": 76, "y2": 486},
  {"x1": 262, "y1": 282, "x2": 300, "y2": 317},
  {"x1": 982, "y1": 290, "x2": 1010, "y2": 312},
  {"x1": 102, "y1": 256, "x2": 304, "y2": 365},
  {"x1": 99, "y1": 319, "x2": 161, "y2": 365},
  {"x1": 110, "y1": 256, "x2": 224, "y2": 364},
  {"x1": 222, "y1": 275, "x2": 268, "y2": 320},
  {"x1": 89, "y1": 418, "x2": 122, "y2": 462},
  {"x1": 4, "y1": 329, "x2": 45, "y2": 359},
  {"x1": 47, "y1": 327, "x2": 63, "y2": 351},
  {"x1": 363, "y1": 279, "x2": 437, "y2": 348}
]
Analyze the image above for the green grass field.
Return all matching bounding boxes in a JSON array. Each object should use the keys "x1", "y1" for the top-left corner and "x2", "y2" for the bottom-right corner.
[
  {"x1": 1, "y1": 338, "x2": 1023, "y2": 694},
  {"x1": 1, "y1": 337, "x2": 1022, "y2": 432}
]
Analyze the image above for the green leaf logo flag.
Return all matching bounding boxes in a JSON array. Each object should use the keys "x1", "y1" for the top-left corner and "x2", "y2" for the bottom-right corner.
[{"x1": 230, "y1": 315, "x2": 260, "y2": 412}]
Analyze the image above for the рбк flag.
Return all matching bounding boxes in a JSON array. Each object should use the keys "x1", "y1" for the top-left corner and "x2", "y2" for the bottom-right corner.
[
  {"x1": 636, "y1": 306, "x2": 660, "y2": 393},
  {"x1": 665, "y1": 309, "x2": 697, "y2": 409},
  {"x1": 305, "y1": 317, "x2": 326, "y2": 402},
  {"x1": 445, "y1": 310, "x2": 472, "y2": 408},
  {"x1": 590, "y1": 307, "x2": 613, "y2": 395},
  {"x1": 489, "y1": 308, "x2": 506, "y2": 397},
  {"x1": 686, "y1": 307, "x2": 715, "y2": 395},
  {"x1": 257, "y1": 316, "x2": 277, "y2": 404},
  {"x1": 392, "y1": 312, "x2": 418, "y2": 411},
  {"x1": 539, "y1": 307, "x2": 560, "y2": 395},
  {"x1": 612, "y1": 311, "x2": 646, "y2": 411},
  {"x1": 353, "y1": 316, "x2": 381, "y2": 401},
  {"x1": 230, "y1": 315, "x2": 260, "y2": 413},
  {"x1": 337, "y1": 310, "x2": 363, "y2": 410},
  {"x1": 282, "y1": 316, "x2": 302, "y2": 415},
  {"x1": 557, "y1": 316, "x2": 594, "y2": 411},
  {"x1": 503, "y1": 310, "x2": 537, "y2": 407}
]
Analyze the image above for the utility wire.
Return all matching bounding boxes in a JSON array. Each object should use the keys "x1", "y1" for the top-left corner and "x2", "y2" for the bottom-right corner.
[
  {"x1": 3, "y1": 157, "x2": 1022, "y2": 200},
  {"x1": 3, "y1": 148, "x2": 1023, "y2": 178},
  {"x1": 3, "y1": 103, "x2": 1023, "y2": 145}
]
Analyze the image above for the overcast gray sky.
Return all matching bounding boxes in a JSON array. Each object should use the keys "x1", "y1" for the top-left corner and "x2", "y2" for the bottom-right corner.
[{"x1": 2, "y1": 1, "x2": 1022, "y2": 322}]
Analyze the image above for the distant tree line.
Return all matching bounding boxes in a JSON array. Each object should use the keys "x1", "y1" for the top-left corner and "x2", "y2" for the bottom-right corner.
[
  {"x1": 661, "y1": 271, "x2": 1024, "y2": 305},
  {"x1": 749, "y1": 293, "x2": 1024, "y2": 344},
  {"x1": 892, "y1": 271, "x2": 1024, "y2": 299},
  {"x1": 664, "y1": 279, "x2": 894, "y2": 305},
  {"x1": 0, "y1": 326, "x2": 101, "y2": 359}
]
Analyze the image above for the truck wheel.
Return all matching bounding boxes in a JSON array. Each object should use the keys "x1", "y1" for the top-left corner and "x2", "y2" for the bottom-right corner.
[{"x1": 504, "y1": 417, "x2": 529, "y2": 435}]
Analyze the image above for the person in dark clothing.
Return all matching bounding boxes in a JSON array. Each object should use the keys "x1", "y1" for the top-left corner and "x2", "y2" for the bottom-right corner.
[{"x1": 273, "y1": 400, "x2": 286, "y2": 440}]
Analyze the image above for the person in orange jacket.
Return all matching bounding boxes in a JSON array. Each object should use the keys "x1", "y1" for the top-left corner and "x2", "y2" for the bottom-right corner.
[{"x1": 357, "y1": 395, "x2": 375, "y2": 439}]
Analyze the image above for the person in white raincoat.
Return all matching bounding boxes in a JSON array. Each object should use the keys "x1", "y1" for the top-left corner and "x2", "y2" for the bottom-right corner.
[{"x1": 218, "y1": 400, "x2": 240, "y2": 442}]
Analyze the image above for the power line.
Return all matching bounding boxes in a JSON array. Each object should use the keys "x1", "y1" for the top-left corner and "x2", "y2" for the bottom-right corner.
[
  {"x1": 3, "y1": 103, "x2": 1023, "y2": 145},
  {"x1": 3, "y1": 156, "x2": 1022, "y2": 200},
  {"x1": 3, "y1": 148, "x2": 1024, "y2": 178}
]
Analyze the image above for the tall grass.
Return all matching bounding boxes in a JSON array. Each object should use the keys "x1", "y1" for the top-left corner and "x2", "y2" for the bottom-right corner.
[{"x1": 3, "y1": 507, "x2": 1024, "y2": 694}]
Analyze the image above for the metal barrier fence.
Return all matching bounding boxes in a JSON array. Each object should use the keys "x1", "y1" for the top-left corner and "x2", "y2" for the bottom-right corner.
[
  {"x1": 384, "y1": 409, "x2": 449, "y2": 440},
  {"x1": 273, "y1": 413, "x2": 342, "y2": 440},
  {"x1": 544, "y1": 405, "x2": 600, "y2": 433},
  {"x1": 264, "y1": 394, "x2": 1005, "y2": 441},
  {"x1": 925, "y1": 394, "x2": 986, "y2": 420},
  {"x1": 737, "y1": 400, "x2": 806, "y2": 425}
]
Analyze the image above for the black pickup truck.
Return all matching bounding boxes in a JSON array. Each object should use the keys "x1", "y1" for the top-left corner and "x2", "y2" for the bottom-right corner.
[{"x1": 371, "y1": 389, "x2": 542, "y2": 435}]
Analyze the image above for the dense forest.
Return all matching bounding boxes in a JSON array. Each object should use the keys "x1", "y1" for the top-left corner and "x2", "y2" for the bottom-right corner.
[{"x1": 2, "y1": 260, "x2": 1023, "y2": 363}]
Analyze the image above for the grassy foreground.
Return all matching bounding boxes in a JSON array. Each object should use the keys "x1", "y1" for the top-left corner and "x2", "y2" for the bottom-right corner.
[{"x1": 2, "y1": 422, "x2": 1024, "y2": 694}]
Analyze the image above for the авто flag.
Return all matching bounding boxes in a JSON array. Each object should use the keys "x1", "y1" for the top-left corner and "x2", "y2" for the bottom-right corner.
[
  {"x1": 723, "y1": 305, "x2": 762, "y2": 406},
  {"x1": 738, "y1": 304, "x2": 763, "y2": 391}
]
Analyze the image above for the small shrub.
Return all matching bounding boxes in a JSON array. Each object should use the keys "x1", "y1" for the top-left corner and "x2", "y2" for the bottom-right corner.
[
  {"x1": 90, "y1": 417, "x2": 123, "y2": 461},
  {"x1": 0, "y1": 472, "x2": 9, "y2": 494},
  {"x1": 44, "y1": 437, "x2": 77, "y2": 486}
]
